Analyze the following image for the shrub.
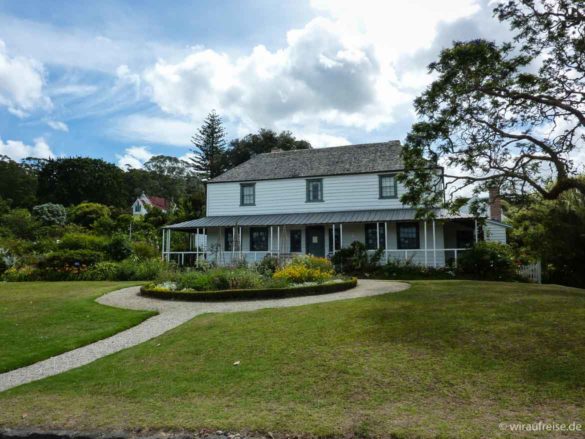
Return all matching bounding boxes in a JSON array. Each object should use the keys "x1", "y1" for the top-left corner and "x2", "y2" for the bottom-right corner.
[
  {"x1": 273, "y1": 264, "x2": 333, "y2": 284},
  {"x1": 0, "y1": 257, "x2": 7, "y2": 274},
  {"x1": 123, "y1": 258, "x2": 174, "y2": 280},
  {"x1": 38, "y1": 249, "x2": 104, "y2": 272},
  {"x1": 292, "y1": 254, "x2": 334, "y2": 273},
  {"x1": 1, "y1": 256, "x2": 174, "y2": 281},
  {"x1": 107, "y1": 235, "x2": 133, "y2": 261},
  {"x1": 166, "y1": 268, "x2": 265, "y2": 291},
  {"x1": 32, "y1": 203, "x2": 67, "y2": 226},
  {"x1": 82, "y1": 261, "x2": 120, "y2": 280},
  {"x1": 225, "y1": 269, "x2": 264, "y2": 289},
  {"x1": 256, "y1": 255, "x2": 280, "y2": 275},
  {"x1": 80, "y1": 258, "x2": 174, "y2": 281},
  {"x1": 59, "y1": 233, "x2": 109, "y2": 251},
  {"x1": 0, "y1": 247, "x2": 16, "y2": 272},
  {"x1": 92, "y1": 216, "x2": 116, "y2": 235},
  {"x1": 331, "y1": 241, "x2": 383, "y2": 275},
  {"x1": 132, "y1": 241, "x2": 158, "y2": 260},
  {"x1": 457, "y1": 241, "x2": 516, "y2": 280},
  {"x1": 0, "y1": 209, "x2": 39, "y2": 240},
  {"x1": 2, "y1": 266, "x2": 40, "y2": 281},
  {"x1": 69, "y1": 203, "x2": 110, "y2": 228},
  {"x1": 379, "y1": 260, "x2": 456, "y2": 280},
  {"x1": 273, "y1": 254, "x2": 335, "y2": 284}
]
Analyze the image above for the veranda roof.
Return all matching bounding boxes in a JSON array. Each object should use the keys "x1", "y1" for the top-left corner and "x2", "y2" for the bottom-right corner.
[{"x1": 164, "y1": 209, "x2": 473, "y2": 230}]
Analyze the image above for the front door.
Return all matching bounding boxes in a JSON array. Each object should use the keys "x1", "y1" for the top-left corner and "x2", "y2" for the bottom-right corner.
[{"x1": 305, "y1": 226, "x2": 325, "y2": 257}]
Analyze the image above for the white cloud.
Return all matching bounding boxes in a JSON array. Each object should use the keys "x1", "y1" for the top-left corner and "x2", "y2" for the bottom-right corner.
[
  {"x1": 311, "y1": 0, "x2": 481, "y2": 57},
  {"x1": 116, "y1": 145, "x2": 153, "y2": 169},
  {"x1": 48, "y1": 83, "x2": 99, "y2": 97},
  {"x1": 0, "y1": 136, "x2": 54, "y2": 161},
  {"x1": 112, "y1": 114, "x2": 194, "y2": 146},
  {"x1": 142, "y1": 1, "x2": 485, "y2": 137},
  {"x1": 301, "y1": 133, "x2": 350, "y2": 148},
  {"x1": 116, "y1": 64, "x2": 141, "y2": 98},
  {"x1": 144, "y1": 18, "x2": 409, "y2": 133},
  {"x1": 0, "y1": 40, "x2": 51, "y2": 117},
  {"x1": 46, "y1": 120, "x2": 69, "y2": 132},
  {"x1": 0, "y1": 15, "x2": 186, "y2": 74}
]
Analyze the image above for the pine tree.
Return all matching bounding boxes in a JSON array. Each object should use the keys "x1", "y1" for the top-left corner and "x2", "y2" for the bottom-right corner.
[{"x1": 190, "y1": 110, "x2": 227, "y2": 179}]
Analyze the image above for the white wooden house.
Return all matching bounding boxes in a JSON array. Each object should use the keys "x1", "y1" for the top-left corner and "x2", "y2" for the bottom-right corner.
[{"x1": 162, "y1": 141, "x2": 510, "y2": 266}]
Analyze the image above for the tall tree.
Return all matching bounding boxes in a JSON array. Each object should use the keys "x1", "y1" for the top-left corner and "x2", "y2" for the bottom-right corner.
[
  {"x1": 226, "y1": 129, "x2": 312, "y2": 168},
  {"x1": 37, "y1": 157, "x2": 127, "y2": 207},
  {"x1": 190, "y1": 110, "x2": 227, "y2": 179},
  {"x1": 399, "y1": 0, "x2": 585, "y2": 213}
]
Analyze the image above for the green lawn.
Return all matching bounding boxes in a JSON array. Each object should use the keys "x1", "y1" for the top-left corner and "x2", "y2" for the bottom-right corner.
[
  {"x1": 2, "y1": 281, "x2": 585, "y2": 438},
  {"x1": 0, "y1": 281, "x2": 155, "y2": 372}
]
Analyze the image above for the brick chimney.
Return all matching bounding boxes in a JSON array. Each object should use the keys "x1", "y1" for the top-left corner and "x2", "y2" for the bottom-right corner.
[{"x1": 488, "y1": 186, "x2": 502, "y2": 222}]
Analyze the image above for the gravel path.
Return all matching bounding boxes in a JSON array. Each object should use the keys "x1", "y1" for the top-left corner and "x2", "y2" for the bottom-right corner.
[{"x1": 0, "y1": 279, "x2": 409, "y2": 392}]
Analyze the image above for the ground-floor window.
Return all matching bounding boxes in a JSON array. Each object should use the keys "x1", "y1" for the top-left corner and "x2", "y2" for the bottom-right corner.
[
  {"x1": 365, "y1": 223, "x2": 386, "y2": 250},
  {"x1": 456, "y1": 229, "x2": 474, "y2": 248},
  {"x1": 224, "y1": 228, "x2": 234, "y2": 251},
  {"x1": 397, "y1": 222, "x2": 420, "y2": 249},
  {"x1": 290, "y1": 229, "x2": 302, "y2": 252},
  {"x1": 250, "y1": 227, "x2": 269, "y2": 251}
]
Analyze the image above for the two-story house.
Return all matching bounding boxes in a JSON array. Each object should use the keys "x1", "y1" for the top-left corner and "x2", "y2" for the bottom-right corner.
[{"x1": 162, "y1": 141, "x2": 510, "y2": 267}]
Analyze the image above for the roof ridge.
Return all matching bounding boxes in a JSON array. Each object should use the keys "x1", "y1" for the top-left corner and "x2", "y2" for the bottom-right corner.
[{"x1": 256, "y1": 140, "x2": 401, "y2": 156}]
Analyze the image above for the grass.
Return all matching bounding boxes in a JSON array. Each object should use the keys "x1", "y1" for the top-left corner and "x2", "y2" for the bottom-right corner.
[
  {"x1": 0, "y1": 281, "x2": 155, "y2": 372},
  {"x1": 1, "y1": 281, "x2": 585, "y2": 438}
]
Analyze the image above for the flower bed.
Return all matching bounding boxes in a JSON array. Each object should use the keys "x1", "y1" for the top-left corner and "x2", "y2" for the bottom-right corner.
[{"x1": 140, "y1": 277, "x2": 357, "y2": 301}]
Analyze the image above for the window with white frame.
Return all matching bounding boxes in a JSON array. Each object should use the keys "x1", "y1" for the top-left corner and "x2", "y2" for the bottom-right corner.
[
  {"x1": 306, "y1": 179, "x2": 323, "y2": 202},
  {"x1": 397, "y1": 222, "x2": 420, "y2": 249},
  {"x1": 379, "y1": 174, "x2": 397, "y2": 199},
  {"x1": 240, "y1": 183, "x2": 255, "y2": 206}
]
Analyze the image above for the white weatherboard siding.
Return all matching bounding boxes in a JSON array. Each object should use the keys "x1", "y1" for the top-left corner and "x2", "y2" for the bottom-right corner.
[
  {"x1": 207, "y1": 173, "x2": 411, "y2": 216},
  {"x1": 484, "y1": 222, "x2": 508, "y2": 244}
]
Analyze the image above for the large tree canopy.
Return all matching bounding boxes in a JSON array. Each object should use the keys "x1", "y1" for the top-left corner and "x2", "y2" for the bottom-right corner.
[
  {"x1": 0, "y1": 156, "x2": 37, "y2": 208},
  {"x1": 508, "y1": 181, "x2": 585, "y2": 288},
  {"x1": 37, "y1": 157, "x2": 127, "y2": 207},
  {"x1": 226, "y1": 129, "x2": 311, "y2": 169},
  {"x1": 400, "y1": 0, "x2": 585, "y2": 212}
]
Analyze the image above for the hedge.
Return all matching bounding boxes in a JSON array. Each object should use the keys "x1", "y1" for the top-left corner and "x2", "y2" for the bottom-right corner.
[{"x1": 140, "y1": 277, "x2": 358, "y2": 301}]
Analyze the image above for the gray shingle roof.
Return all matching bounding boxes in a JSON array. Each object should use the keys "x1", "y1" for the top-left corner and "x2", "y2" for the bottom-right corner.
[
  {"x1": 164, "y1": 208, "x2": 473, "y2": 230},
  {"x1": 210, "y1": 141, "x2": 404, "y2": 183}
]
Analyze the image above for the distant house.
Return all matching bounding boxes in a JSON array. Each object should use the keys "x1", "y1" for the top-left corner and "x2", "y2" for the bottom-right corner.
[
  {"x1": 161, "y1": 141, "x2": 511, "y2": 266},
  {"x1": 132, "y1": 193, "x2": 172, "y2": 216}
]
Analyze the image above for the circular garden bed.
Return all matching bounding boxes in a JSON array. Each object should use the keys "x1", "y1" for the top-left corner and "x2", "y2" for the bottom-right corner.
[{"x1": 140, "y1": 277, "x2": 358, "y2": 301}]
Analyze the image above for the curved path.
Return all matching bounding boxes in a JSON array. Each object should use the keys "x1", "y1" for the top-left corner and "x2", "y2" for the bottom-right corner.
[{"x1": 0, "y1": 279, "x2": 409, "y2": 392}]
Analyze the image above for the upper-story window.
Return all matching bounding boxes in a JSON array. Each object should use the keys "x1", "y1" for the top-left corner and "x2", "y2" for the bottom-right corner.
[
  {"x1": 240, "y1": 183, "x2": 255, "y2": 206},
  {"x1": 134, "y1": 202, "x2": 141, "y2": 213},
  {"x1": 379, "y1": 174, "x2": 397, "y2": 199},
  {"x1": 306, "y1": 178, "x2": 323, "y2": 202}
]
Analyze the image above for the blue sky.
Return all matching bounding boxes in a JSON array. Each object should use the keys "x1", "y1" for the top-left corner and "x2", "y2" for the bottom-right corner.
[{"x1": 0, "y1": 0, "x2": 509, "y2": 168}]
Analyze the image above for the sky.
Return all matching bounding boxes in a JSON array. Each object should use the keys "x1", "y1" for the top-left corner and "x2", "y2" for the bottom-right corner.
[{"x1": 0, "y1": 0, "x2": 513, "y2": 169}]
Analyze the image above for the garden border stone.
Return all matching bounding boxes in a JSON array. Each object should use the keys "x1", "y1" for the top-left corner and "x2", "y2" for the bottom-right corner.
[{"x1": 140, "y1": 278, "x2": 358, "y2": 301}]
